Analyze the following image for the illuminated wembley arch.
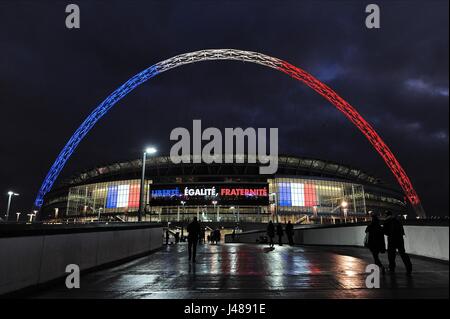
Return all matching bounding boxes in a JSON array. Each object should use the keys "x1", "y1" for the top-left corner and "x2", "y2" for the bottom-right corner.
[{"x1": 34, "y1": 49, "x2": 425, "y2": 217}]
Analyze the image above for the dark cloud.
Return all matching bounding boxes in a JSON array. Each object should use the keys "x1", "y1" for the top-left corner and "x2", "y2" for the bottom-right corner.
[{"x1": 0, "y1": 0, "x2": 448, "y2": 216}]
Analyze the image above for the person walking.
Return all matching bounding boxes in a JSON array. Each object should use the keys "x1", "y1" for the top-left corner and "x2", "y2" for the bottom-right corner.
[
  {"x1": 285, "y1": 221, "x2": 294, "y2": 245},
  {"x1": 201, "y1": 227, "x2": 206, "y2": 244},
  {"x1": 383, "y1": 211, "x2": 412, "y2": 274},
  {"x1": 215, "y1": 228, "x2": 221, "y2": 244},
  {"x1": 365, "y1": 214, "x2": 386, "y2": 273},
  {"x1": 276, "y1": 223, "x2": 284, "y2": 246},
  {"x1": 198, "y1": 226, "x2": 205, "y2": 244},
  {"x1": 187, "y1": 217, "x2": 201, "y2": 263},
  {"x1": 212, "y1": 228, "x2": 219, "y2": 245},
  {"x1": 267, "y1": 221, "x2": 275, "y2": 248}
]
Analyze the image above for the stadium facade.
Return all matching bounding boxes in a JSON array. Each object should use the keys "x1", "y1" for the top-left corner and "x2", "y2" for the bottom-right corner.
[{"x1": 40, "y1": 155, "x2": 407, "y2": 224}]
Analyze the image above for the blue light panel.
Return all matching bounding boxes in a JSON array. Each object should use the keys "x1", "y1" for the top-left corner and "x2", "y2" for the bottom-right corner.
[
  {"x1": 278, "y1": 182, "x2": 292, "y2": 207},
  {"x1": 106, "y1": 185, "x2": 118, "y2": 208}
]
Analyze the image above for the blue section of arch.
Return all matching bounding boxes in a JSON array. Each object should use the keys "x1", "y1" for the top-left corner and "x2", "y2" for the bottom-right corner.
[{"x1": 34, "y1": 65, "x2": 160, "y2": 207}]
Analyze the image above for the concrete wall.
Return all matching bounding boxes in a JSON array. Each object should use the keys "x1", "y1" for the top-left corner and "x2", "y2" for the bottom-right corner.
[
  {"x1": 403, "y1": 226, "x2": 448, "y2": 261},
  {"x1": 226, "y1": 225, "x2": 449, "y2": 261},
  {"x1": 297, "y1": 226, "x2": 367, "y2": 246},
  {"x1": 0, "y1": 225, "x2": 163, "y2": 295}
]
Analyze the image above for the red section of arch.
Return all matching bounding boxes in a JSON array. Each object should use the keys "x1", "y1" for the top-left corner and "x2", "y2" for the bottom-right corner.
[{"x1": 277, "y1": 61, "x2": 421, "y2": 208}]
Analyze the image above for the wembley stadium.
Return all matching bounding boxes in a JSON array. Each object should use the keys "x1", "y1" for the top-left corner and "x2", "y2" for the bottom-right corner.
[{"x1": 39, "y1": 155, "x2": 407, "y2": 224}]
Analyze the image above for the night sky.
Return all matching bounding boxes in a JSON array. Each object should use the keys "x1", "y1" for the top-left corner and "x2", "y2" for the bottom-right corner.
[{"x1": 0, "y1": 0, "x2": 448, "y2": 216}]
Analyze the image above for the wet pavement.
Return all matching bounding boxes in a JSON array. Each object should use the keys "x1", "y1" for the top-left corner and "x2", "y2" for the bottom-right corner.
[{"x1": 29, "y1": 243, "x2": 448, "y2": 299}]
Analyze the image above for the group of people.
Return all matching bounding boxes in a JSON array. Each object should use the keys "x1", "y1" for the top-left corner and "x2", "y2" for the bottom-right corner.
[
  {"x1": 207, "y1": 228, "x2": 221, "y2": 244},
  {"x1": 266, "y1": 220, "x2": 294, "y2": 247},
  {"x1": 179, "y1": 212, "x2": 413, "y2": 273},
  {"x1": 365, "y1": 211, "x2": 412, "y2": 274}
]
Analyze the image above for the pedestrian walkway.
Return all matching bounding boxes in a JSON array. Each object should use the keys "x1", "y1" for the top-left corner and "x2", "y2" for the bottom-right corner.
[{"x1": 29, "y1": 243, "x2": 449, "y2": 299}]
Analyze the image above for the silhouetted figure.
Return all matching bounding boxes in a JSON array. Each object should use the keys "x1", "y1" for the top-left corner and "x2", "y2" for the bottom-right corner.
[
  {"x1": 231, "y1": 229, "x2": 236, "y2": 242},
  {"x1": 365, "y1": 214, "x2": 386, "y2": 273},
  {"x1": 213, "y1": 228, "x2": 221, "y2": 244},
  {"x1": 198, "y1": 227, "x2": 205, "y2": 244},
  {"x1": 165, "y1": 229, "x2": 170, "y2": 245},
  {"x1": 383, "y1": 211, "x2": 412, "y2": 274},
  {"x1": 285, "y1": 221, "x2": 294, "y2": 245},
  {"x1": 201, "y1": 227, "x2": 206, "y2": 244},
  {"x1": 175, "y1": 231, "x2": 180, "y2": 244},
  {"x1": 187, "y1": 217, "x2": 201, "y2": 263},
  {"x1": 267, "y1": 221, "x2": 275, "y2": 248},
  {"x1": 276, "y1": 223, "x2": 284, "y2": 246}
]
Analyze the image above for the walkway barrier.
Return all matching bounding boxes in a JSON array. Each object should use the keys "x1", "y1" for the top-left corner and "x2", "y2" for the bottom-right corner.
[
  {"x1": 225, "y1": 223, "x2": 449, "y2": 261},
  {"x1": 0, "y1": 223, "x2": 163, "y2": 295}
]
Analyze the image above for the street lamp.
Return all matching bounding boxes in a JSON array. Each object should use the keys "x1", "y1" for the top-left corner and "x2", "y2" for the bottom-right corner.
[
  {"x1": 5, "y1": 191, "x2": 19, "y2": 221},
  {"x1": 270, "y1": 192, "x2": 278, "y2": 223},
  {"x1": 138, "y1": 147, "x2": 157, "y2": 222},
  {"x1": 341, "y1": 200, "x2": 348, "y2": 221},
  {"x1": 212, "y1": 200, "x2": 218, "y2": 222},
  {"x1": 230, "y1": 206, "x2": 236, "y2": 222},
  {"x1": 97, "y1": 207, "x2": 103, "y2": 221},
  {"x1": 180, "y1": 200, "x2": 186, "y2": 240}
]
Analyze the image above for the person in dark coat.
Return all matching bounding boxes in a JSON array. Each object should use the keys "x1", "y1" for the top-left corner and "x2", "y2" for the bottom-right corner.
[
  {"x1": 276, "y1": 223, "x2": 284, "y2": 246},
  {"x1": 165, "y1": 229, "x2": 170, "y2": 245},
  {"x1": 365, "y1": 214, "x2": 386, "y2": 273},
  {"x1": 214, "y1": 228, "x2": 221, "y2": 244},
  {"x1": 187, "y1": 217, "x2": 201, "y2": 263},
  {"x1": 267, "y1": 221, "x2": 275, "y2": 248},
  {"x1": 285, "y1": 221, "x2": 294, "y2": 245},
  {"x1": 383, "y1": 211, "x2": 412, "y2": 274}
]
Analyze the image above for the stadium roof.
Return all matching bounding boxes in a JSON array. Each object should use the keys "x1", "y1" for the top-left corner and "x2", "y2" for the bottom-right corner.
[{"x1": 57, "y1": 155, "x2": 391, "y2": 189}]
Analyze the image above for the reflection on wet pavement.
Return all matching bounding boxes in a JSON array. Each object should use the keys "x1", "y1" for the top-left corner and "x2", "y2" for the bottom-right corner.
[{"x1": 29, "y1": 243, "x2": 449, "y2": 299}]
